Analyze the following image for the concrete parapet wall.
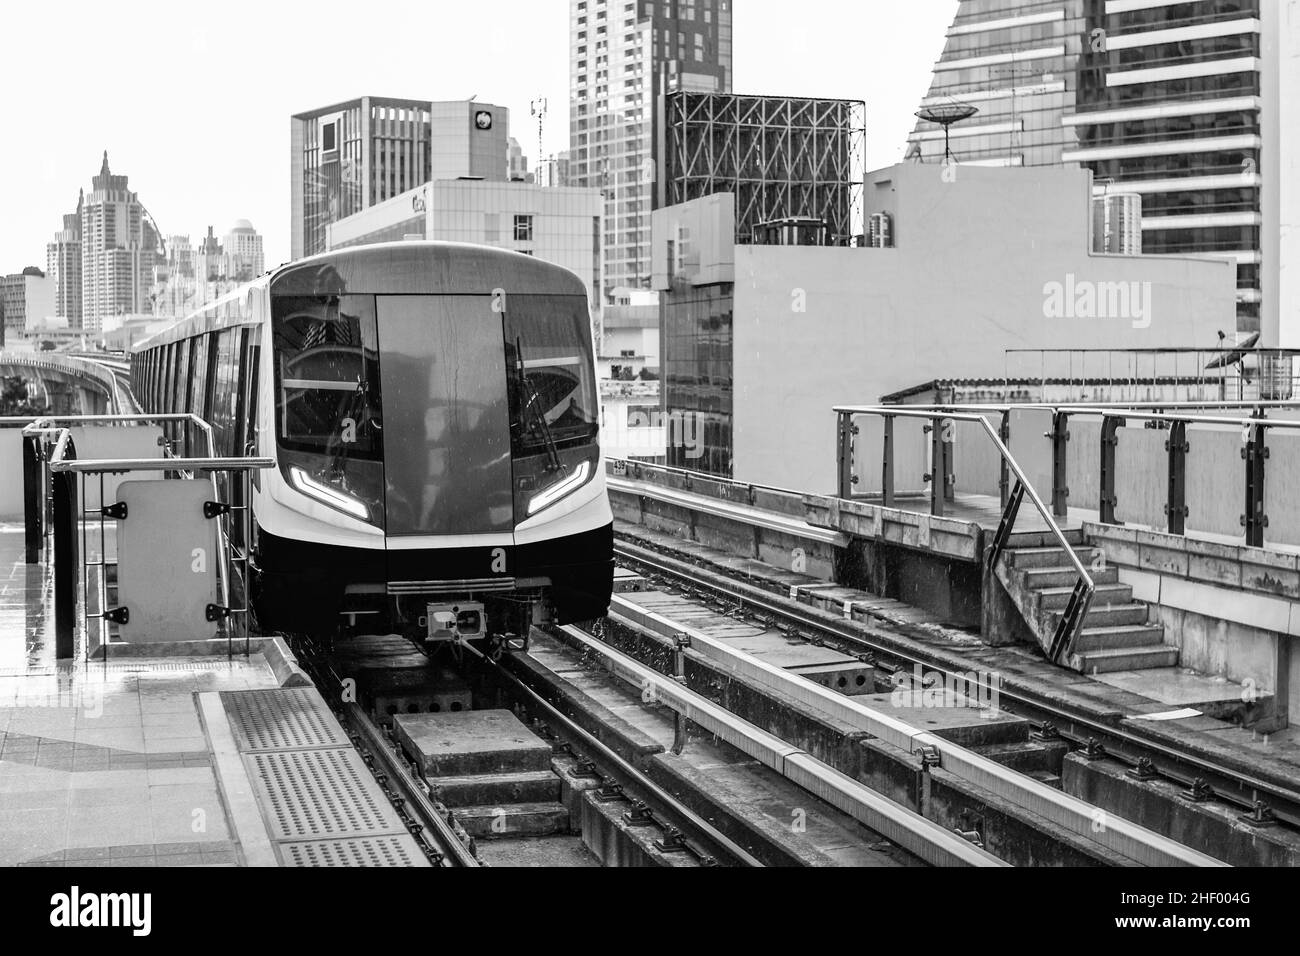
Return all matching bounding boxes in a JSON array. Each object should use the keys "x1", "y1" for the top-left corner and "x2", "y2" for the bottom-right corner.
[
  {"x1": 803, "y1": 495, "x2": 983, "y2": 563},
  {"x1": 1086, "y1": 522, "x2": 1296, "y2": 719}
]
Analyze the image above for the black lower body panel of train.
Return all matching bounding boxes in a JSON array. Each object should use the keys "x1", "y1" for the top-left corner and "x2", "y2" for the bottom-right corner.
[{"x1": 250, "y1": 522, "x2": 614, "y2": 636}]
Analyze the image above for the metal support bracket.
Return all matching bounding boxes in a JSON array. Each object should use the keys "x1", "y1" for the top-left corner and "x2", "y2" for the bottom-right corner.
[
  {"x1": 1127, "y1": 757, "x2": 1158, "y2": 781},
  {"x1": 103, "y1": 606, "x2": 130, "y2": 626},
  {"x1": 566, "y1": 758, "x2": 601, "y2": 781},
  {"x1": 917, "y1": 745, "x2": 941, "y2": 770},
  {"x1": 1031, "y1": 721, "x2": 1060, "y2": 741},
  {"x1": 103, "y1": 501, "x2": 128, "y2": 521},
  {"x1": 592, "y1": 779, "x2": 626, "y2": 803},
  {"x1": 1099, "y1": 415, "x2": 1125, "y2": 525},
  {"x1": 1080, "y1": 737, "x2": 1106, "y2": 761},
  {"x1": 1239, "y1": 800, "x2": 1276, "y2": 828},
  {"x1": 203, "y1": 501, "x2": 232, "y2": 520},
  {"x1": 1164, "y1": 420, "x2": 1188, "y2": 536},
  {"x1": 654, "y1": 826, "x2": 689, "y2": 853},
  {"x1": 1183, "y1": 778, "x2": 1213, "y2": 802},
  {"x1": 205, "y1": 604, "x2": 232, "y2": 623},
  {"x1": 622, "y1": 800, "x2": 655, "y2": 826}
]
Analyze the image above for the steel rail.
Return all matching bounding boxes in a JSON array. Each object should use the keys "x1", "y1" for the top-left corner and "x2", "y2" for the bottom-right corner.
[
  {"x1": 612, "y1": 539, "x2": 1237, "y2": 866},
  {"x1": 289, "y1": 634, "x2": 480, "y2": 867},
  {"x1": 559, "y1": 624, "x2": 1006, "y2": 867},
  {"x1": 473, "y1": 638, "x2": 765, "y2": 867},
  {"x1": 617, "y1": 536, "x2": 1300, "y2": 823},
  {"x1": 615, "y1": 537, "x2": 1300, "y2": 820}
]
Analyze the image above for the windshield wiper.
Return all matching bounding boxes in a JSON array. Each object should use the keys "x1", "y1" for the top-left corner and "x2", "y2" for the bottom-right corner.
[{"x1": 516, "y1": 336, "x2": 562, "y2": 474}]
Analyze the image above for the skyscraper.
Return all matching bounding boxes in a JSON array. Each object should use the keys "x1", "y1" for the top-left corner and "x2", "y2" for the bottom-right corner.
[
  {"x1": 290, "y1": 97, "x2": 509, "y2": 259},
  {"x1": 908, "y1": 1, "x2": 1300, "y2": 342},
  {"x1": 46, "y1": 192, "x2": 82, "y2": 329},
  {"x1": 568, "y1": 0, "x2": 732, "y2": 303},
  {"x1": 79, "y1": 152, "x2": 158, "y2": 334},
  {"x1": 224, "y1": 220, "x2": 265, "y2": 280}
]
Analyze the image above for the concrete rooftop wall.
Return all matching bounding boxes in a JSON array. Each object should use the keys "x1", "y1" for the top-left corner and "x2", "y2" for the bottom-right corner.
[{"x1": 729, "y1": 164, "x2": 1238, "y2": 491}]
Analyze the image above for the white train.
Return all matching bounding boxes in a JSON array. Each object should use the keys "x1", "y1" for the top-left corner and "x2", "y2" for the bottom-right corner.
[{"x1": 130, "y1": 242, "x2": 614, "y2": 645}]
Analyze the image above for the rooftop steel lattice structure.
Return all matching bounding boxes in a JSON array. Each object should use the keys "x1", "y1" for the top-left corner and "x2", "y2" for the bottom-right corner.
[{"x1": 663, "y1": 92, "x2": 866, "y2": 246}]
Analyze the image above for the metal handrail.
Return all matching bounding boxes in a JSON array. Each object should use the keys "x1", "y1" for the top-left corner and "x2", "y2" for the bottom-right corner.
[
  {"x1": 835, "y1": 405, "x2": 1095, "y2": 661},
  {"x1": 51, "y1": 457, "x2": 274, "y2": 473},
  {"x1": 22, "y1": 413, "x2": 261, "y2": 661},
  {"x1": 855, "y1": 399, "x2": 1300, "y2": 549},
  {"x1": 898, "y1": 400, "x2": 1300, "y2": 416},
  {"x1": 835, "y1": 406, "x2": 1092, "y2": 587}
]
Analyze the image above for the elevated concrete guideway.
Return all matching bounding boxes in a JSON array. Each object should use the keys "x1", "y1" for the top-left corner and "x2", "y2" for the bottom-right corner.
[
  {"x1": 0, "y1": 350, "x2": 133, "y2": 417},
  {"x1": 606, "y1": 450, "x2": 1298, "y2": 727}
]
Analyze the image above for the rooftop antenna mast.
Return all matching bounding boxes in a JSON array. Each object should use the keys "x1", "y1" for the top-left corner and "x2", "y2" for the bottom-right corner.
[
  {"x1": 530, "y1": 97, "x2": 548, "y2": 178},
  {"x1": 989, "y1": 59, "x2": 1038, "y2": 158}
]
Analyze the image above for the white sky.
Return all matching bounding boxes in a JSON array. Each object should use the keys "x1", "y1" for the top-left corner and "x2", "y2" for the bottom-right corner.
[{"x1": 1, "y1": 0, "x2": 956, "y2": 270}]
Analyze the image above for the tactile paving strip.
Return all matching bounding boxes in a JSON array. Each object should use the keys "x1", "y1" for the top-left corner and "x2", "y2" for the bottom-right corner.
[
  {"x1": 280, "y1": 836, "x2": 421, "y2": 867},
  {"x1": 219, "y1": 689, "x2": 429, "y2": 867},
  {"x1": 248, "y1": 748, "x2": 405, "y2": 840},
  {"x1": 223, "y1": 687, "x2": 348, "y2": 752}
]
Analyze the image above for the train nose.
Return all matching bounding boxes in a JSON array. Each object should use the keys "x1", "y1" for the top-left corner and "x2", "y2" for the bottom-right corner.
[{"x1": 376, "y1": 296, "x2": 515, "y2": 537}]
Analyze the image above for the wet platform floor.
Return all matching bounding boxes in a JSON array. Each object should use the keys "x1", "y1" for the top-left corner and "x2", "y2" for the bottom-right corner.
[{"x1": 0, "y1": 525, "x2": 282, "y2": 866}]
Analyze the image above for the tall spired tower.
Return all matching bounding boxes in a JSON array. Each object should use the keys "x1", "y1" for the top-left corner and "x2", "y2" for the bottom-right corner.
[{"x1": 79, "y1": 152, "x2": 159, "y2": 333}]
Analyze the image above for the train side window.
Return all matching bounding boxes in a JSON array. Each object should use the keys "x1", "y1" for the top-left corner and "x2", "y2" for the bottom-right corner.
[
  {"x1": 163, "y1": 343, "x2": 175, "y2": 413},
  {"x1": 245, "y1": 341, "x2": 261, "y2": 491},
  {"x1": 211, "y1": 329, "x2": 238, "y2": 458},
  {"x1": 234, "y1": 329, "x2": 250, "y2": 456},
  {"x1": 203, "y1": 331, "x2": 220, "y2": 450},
  {"x1": 174, "y1": 339, "x2": 192, "y2": 453},
  {"x1": 188, "y1": 335, "x2": 210, "y2": 456}
]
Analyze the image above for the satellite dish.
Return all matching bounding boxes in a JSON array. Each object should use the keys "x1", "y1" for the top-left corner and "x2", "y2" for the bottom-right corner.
[
  {"x1": 1205, "y1": 330, "x2": 1260, "y2": 370},
  {"x1": 915, "y1": 102, "x2": 980, "y2": 162}
]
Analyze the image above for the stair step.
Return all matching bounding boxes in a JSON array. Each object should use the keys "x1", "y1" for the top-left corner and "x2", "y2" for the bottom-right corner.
[
  {"x1": 1023, "y1": 566, "x2": 1119, "y2": 589},
  {"x1": 1005, "y1": 546, "x2": 1100, "y2": 570},
  {"x1": 429, "y1": 770, "x2": 561, "y2": 808},
  {"x1": 1074, "y1": 624, "x2": 1167, "y2": 652},
  {"x1": 1073, "y1": 645, "x2": 1179, "y2": 674},
  {"x1": 1081, "y1": 603, "x2": 1150, "y2": 628},
  {"x1": 1050, "y1": 602, "x2": 1149, "y2": 629},
  {"x1": 453, "y1": 802, "x2": 571, "y2": 839},
  {"x1": 1006, "y1": 528, "x2": 1085, "y2": 549},
  {"x1": 1035, "y1": 583, "x2": 1133, "y2": 611}
]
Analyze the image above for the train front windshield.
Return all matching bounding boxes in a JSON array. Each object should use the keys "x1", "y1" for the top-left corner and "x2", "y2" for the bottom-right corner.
[{"x1": 272, "y1": 293, "x2": 599, "y2": 533}]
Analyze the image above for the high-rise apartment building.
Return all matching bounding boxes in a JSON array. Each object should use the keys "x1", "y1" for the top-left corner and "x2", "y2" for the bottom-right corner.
[
  {"x1": 908, "y1": 0, "x2": 1300, "y2": 342},
  {"x1": 79, "y1": 152, "x2": 159, "y2": 334},
  {"x1": 0, "y1": 268, "x2": 55, "y2": 346},
  {"x1": 290, "y1": 97, "x2": 509, "y2": 259},
  {"x1": 538, "y1": 150, "x2": 574, "y2": 187},
  {"x1": 568, "y1": 0, "x2": 733, "y2": 302},
  {"x1": 46, "y1": 194, "x2": 82, "y2": 329},
  {"x1": 223, "y1": 220, "x2": 265, "y2": 280}
]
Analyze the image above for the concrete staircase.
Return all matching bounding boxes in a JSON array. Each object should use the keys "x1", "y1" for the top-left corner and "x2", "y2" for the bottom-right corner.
[{"x1": 994, "y1": 531, "x2": 1178, "y2": 673}]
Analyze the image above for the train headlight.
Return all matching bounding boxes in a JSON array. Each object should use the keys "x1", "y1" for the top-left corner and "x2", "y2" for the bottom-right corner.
[
  {"x1": 526, "y1": 460, "x2": 592, "y2": 516},
  {"x1": 289, "y1": 466, "x2": 369, "y2": 521}
]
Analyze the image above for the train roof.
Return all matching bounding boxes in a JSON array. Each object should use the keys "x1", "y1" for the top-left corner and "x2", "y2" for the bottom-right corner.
[{"x1": 134, "y1": 241, "x2": 589, "y2": 352}]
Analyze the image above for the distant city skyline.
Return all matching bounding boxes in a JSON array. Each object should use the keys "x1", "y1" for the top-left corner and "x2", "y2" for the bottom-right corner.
[{"x1": 0, "y1": 0, "x2": 956, "y2": 270}]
